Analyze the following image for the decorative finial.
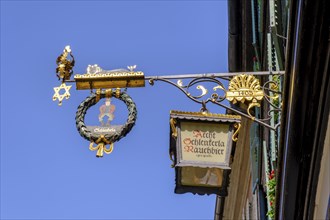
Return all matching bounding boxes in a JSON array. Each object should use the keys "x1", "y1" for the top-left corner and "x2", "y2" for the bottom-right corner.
[
  {"x1": 56, "y1": 45, "x2": 75, "y2": 81},
  {"x1": 64, "y1": 45, "x2": 71, "y2": 53},
  {"x1": 87, "y1": 64, "x2": 103, "y2": 74},
  {"x1": 127, "y1": 65, "x2": 137, "y2": 72}
]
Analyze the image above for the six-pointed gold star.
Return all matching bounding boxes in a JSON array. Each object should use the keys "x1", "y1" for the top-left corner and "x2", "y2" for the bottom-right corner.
[{"x1": 53, "y1": 83, "x2": 72, "y2": 106}]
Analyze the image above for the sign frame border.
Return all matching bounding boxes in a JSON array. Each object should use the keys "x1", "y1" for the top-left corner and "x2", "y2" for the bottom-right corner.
[{"x1": 176, "y1": 120, "x2": 234, "y2": 169}]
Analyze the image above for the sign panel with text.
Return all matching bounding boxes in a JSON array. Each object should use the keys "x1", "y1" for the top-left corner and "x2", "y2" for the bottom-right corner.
[{"x1": 170, "y1": 111, "x2": 241, "y2": 169}]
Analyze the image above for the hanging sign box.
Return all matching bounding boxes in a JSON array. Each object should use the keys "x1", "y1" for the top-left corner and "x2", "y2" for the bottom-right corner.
[
  {"x1": 169, "y1": 111, "x2": 241, "y2": 196},
  {"x1": 170, "y1": 111, "x2": 241, "y2": 170}
]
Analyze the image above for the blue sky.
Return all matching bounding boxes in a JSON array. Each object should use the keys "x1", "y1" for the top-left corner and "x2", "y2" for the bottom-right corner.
[{"x1": 1, "y1": 1, "x2": 228, "y2": 219}]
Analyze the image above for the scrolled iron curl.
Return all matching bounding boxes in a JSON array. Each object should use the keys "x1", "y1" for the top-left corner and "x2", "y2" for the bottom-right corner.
[{"x1": 75, "y1": 90, "x2": 137, "y2": 143}]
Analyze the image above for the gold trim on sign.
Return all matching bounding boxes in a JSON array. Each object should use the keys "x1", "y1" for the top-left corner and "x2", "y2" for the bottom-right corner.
[
  {"x1": 170, "y1": 110, "x2": 241, "y2": 120},
  {"x1": 170, "y1": 118, "x2": 178, "y2": 138},
  {"x1": 232, "y1": 123, "x2": 241, "y2": 142}
]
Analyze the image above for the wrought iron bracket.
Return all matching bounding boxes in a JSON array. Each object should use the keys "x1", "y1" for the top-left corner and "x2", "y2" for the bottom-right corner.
[
  {"x1": 146, "y1": 71, "x2": 283, "y2": 131},
  {"x1": 53, "y1": 46, "x2": 284, "y2": 131}
]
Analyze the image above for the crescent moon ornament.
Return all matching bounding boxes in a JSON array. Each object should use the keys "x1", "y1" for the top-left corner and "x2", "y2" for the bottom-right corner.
[{"x1": 196, "y1": 85, "x2": 208, "y2": 98}]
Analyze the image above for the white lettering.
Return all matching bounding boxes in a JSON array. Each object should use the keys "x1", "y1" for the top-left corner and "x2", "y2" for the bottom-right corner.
[{"x1": 94, "y1": 127, "x2": 116, "y2": 133}]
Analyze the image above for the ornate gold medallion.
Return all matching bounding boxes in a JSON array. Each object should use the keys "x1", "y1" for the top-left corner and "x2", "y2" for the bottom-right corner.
[
  {"x1": 226, "y1": 74, "x2": 264, "y2": 118},
  {"x1": 226, "y1": 74, "x2": 264, "y2": 103}
]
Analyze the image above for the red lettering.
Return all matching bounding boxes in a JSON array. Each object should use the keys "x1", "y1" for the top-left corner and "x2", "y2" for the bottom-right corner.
[
  {"x1": 183, "y1": 138, "x2": 193, "y2": 152},
  {"x1": 183, "y1": 138, "x2": 192, "y2": 145},
  {"x1": 193, "y1": 130, "x2": 203, "y2": 138},
  {"x1": 184, "y1": 145, "x2": 194, "y2": 152}
]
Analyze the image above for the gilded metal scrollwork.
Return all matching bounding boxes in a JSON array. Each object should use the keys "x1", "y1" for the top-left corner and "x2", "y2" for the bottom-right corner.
[
  {"x1": 89, "y1": 135, "x2": 114, "y2": 157},
  {"x1": 176, "y1": 78, "x2": 226, "y2": 102},
  {"x1": 149, "y1": 77, "x2": 227, "y2": 106},
  {"x1": 147, "y1": 72, "x2": 284, "y2": 130},
  {"x1": 53, "y1": 46, "x2": 75, "y2": 105},
  {"x1": 170, "y1": 118, "x2": 177, "y2": 138},
  {"x1": 56, "y1": 45, "x2": 75, "y2": 81},
  {"x1": 226, "y1": 74, "x2": 264, "y2": 119},
  {"x1": 262, "y1": 79, "x2": 282, "y2": 112},
  {"x1": 52, "y1": 44, "x2": 283, "y2": 130},
  {"x1": 226, "y1": 74, "x2": 264, "y2": 103},
  {"x1": 232, "y1": 123, "x2": 241, "y2": 142}
]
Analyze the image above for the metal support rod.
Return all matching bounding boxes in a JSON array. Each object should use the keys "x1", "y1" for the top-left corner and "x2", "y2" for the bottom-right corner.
[
  {"x1": 54, "y1": 46, "x2": 284, "y2": 131},
  {"x1": 145, "y1": 71, "x2": 284, "y2": 80},
  {"x1": 62, "y1": 70, "x2": 283, "y2": 131},
  {"x1": 64, "y1": 71, "x2": 284, "y2": 83},
  {"x1": 211, "y1": 100, "x2": 277, "y2": 130}
]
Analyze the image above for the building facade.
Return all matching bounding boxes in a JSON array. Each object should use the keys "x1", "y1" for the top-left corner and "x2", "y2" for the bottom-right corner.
[{"x1": 215, "y1": 0, "x2": 330, "y2": 219}]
